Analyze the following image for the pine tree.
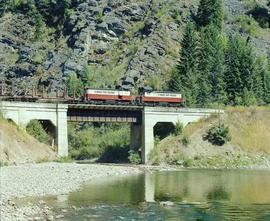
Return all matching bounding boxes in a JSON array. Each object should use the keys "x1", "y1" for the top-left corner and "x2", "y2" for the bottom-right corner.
[
  {"x1": 225, "y1": 34, "x2": 259, "y2": 105},
  {"x1": 225, "y1": 35, "x2": 244, "y2": 105},
  {"x1": 197, "y1": 0, "x2": 224, "y2": 30},
  {"x1": 0, "y1": 1, "x2": 6, "y2": 16},
  {"x1": 170, "y1": 22, "x2": 200, "y2": 106},
  {"x1": 66, "y1": 73, "x2": 84, "y2": 97},
  {"x1": 197, "y1": 25, "x2": 226, "y2": 105},
  {"x1": 260, "y1": 57, "x2": 270, "y2": 104},
  {"x1": 252, "y1": 56, "x2": 267, "y2": 104},
  {"x1": 242, "y1": 87, "x2": 257, "y2": 106},
  {"x1": 196, "y1": 74, "x2": 211, "y2": 106},
  {"x1": 210, "y1": 36, "x2": 227, "y2": 103}
]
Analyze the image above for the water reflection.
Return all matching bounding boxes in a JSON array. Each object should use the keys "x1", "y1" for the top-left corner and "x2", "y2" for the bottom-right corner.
[
  {"x1": 66, "y1": 169, "x2": 270, "y2": 205},
  {"x1": 28, "y1": 169, "x2": 270, "y2": 220},
  {"x1": 153, "y1": 169, "x2": 270, "y2": 204}
]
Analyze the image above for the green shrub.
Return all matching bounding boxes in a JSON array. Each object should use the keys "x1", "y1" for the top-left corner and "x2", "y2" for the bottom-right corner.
[
  {"x1": 183, "y1": 158, "x2": 193, "y2": 167},
  {"x1": 55, "y1": 156, "x2": 73, "y2": 163},
  {"x1": 171, "y1": 9, "x2": 180, "y2": 21},
  {"x1": 0, "y1": 110, "x2": 3, "y2": 119},
  {"x1": 240, "y1": 0, "x2": 258, "y2": 11},
  {"x1": 66, "y1": 73, "x2": 84, "y2": 98},
  {"x1": 98, "y1": 146, "x2": 129, "y2": 163},
  {"x1": 26, "y1": 120, "x2": 50, "y2": 144},
  {"x1": 146, "y1": 75, "x2": 163, "y2": 91},
  {"x1": 242, "y1": 87, "x2": 257, "y2": 106},
  {"x1": 36, "y1": 157, "x2": 50, "y2": 163},
  {"x1": 0, "y1": 161, "x2": 9, "y2": 167},
  {"x1": 182, "y1": 135, "x2": 191, "y2": 146},
  {"x1": 73, "y1": 147, "x2": 93, "y2": 160},
  {"x1": 174, "y1": 121, "x2": 183, "y2": 136},
  {"x1": 128, "y1": 150, "x2": 141, "y2": 164},
  {"x1": 154, "y1": 136, "x2": 161, "y2": 146},
  {"x1": 235, "y1": 15, "x2": 260, "y2": 37},
  {"x1": 6, "y1": 51, "x2": 19, "y2": 65},
  {"x1": 204, "y1": 124, "x2": 231, "y2": 146},
  {"x1": 34, "y1": 13, "x2": 44, "y2": 40}
]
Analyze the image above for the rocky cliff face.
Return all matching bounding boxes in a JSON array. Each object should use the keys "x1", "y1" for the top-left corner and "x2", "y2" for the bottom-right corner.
[{"x1": 0, "y1": 0, "x2": 269, "y2": 94}]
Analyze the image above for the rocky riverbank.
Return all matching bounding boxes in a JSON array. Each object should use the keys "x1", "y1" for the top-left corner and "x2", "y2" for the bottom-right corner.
[{"x1": 0, "y1": 163, "x2": 141, "y2": 221}]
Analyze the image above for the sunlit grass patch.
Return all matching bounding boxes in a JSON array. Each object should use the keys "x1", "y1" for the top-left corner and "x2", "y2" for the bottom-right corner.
[{"x1": 227, "y1": 107, "x2": 270, "y2": 154}]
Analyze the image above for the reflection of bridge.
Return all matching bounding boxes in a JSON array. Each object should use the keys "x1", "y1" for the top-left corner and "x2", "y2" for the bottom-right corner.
[{"x1": 0, "y1": 101, "x2": 221, "y2": 163}]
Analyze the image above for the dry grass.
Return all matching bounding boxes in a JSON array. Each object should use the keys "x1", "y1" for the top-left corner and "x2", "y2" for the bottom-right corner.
[
  {"x1": 183, "y1": 115, "x2": 218, "y2": 137},
  {"x1": 226, "y1": 106, "x2": 270, "y2": 154},
  {"x1": 0, "y1": 118, "x2": 56, "y2": 164}
]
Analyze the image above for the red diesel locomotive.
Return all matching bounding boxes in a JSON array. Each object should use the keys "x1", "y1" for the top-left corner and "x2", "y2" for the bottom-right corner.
[{"x1": 84, "y1": 88, "x2": 184, "y2": 106}]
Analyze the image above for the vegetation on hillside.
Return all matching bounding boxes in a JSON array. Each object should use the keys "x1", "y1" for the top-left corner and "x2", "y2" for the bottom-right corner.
[
  {"x1": 170, "y1": 0, "x2": 270, "y2": 107},
  {"x1": 150, "y1": 107, "x2": 270, "y2": 168},
  {"x1": 1, "y1": 1, "x2": 78, "y2": 39}
]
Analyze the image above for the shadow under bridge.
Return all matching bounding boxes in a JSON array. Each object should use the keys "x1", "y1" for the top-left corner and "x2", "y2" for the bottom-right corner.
[{"x1": 67, "y1": 105, "x2": 142, "y2": 123}]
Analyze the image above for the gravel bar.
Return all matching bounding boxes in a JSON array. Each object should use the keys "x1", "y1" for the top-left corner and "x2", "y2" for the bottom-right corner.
[{"x1": 0, "y1": 163, "x2": 142, "y2": 221}]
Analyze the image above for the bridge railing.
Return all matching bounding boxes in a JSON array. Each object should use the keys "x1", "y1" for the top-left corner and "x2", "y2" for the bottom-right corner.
[{"x1": 0, "y1": 82, "x2": 81, "y2": 102}]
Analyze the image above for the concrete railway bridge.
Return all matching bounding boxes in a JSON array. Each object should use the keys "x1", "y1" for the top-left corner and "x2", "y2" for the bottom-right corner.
[{"x1": 0, "y1": 101, "x2": 221, "y2": 163}]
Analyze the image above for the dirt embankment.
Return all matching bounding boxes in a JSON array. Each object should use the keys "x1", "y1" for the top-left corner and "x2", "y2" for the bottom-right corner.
[
  {"x1": 0, "y1": 119, "x2": 55, "y2": 164},
  {"x1": 151, "y1": 107, "x2": 270, "y2": 168}
]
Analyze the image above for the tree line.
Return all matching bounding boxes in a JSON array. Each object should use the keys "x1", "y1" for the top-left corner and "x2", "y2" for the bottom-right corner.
[{"x1": 170, "y1": 0, "x2": 270, "y2": 107}]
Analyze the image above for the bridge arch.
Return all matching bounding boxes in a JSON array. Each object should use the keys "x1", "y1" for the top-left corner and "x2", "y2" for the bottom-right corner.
[
  {"x1": 154, "y1": 122, "x2": 176, "y2": 140},
  {"x1": 26, "y1": 119, "x2": 56, "y2": 146},
  {"x1": 1, "y1": 102, "x2": 68, "y2": 157}
]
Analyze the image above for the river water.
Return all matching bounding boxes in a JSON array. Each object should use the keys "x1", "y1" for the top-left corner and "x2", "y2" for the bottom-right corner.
[{"x1": 39, "y1": 169, "x2": 270, "y2": 220}]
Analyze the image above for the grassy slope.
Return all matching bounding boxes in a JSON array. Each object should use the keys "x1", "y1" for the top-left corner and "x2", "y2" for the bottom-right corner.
[
  {"x1": 150, "y1": 107, "x2": 270, "y2": 168},
  {"x1": 227, "y1": 107, "x2": 270, "y2": 154},
  {"x1": 0, "y1": 119, "x2": 56, "y2": 165}
]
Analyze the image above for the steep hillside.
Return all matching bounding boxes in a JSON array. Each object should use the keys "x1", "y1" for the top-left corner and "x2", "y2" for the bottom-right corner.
[
  {"x1": 0, "y1": 119, "x2": 56, "y2": 165},
  {"x1": 151, "y1": 107, "x2": 270, "y2": 168},
  {"x1": 0, "y1": 0, "x2": 269, "y2": 93}
]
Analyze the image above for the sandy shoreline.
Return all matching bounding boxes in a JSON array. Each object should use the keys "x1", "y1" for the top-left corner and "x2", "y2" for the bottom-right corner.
[{"x1": 0, "y1": 163, "x2": 142, "y2": 221}]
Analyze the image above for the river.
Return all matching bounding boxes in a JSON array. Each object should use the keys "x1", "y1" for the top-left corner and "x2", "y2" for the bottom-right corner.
[{"x1": 25, "y1": 169, "x2": 270, "y2": 220}]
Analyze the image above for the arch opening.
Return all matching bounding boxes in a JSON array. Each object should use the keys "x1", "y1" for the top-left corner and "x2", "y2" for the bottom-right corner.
[
  {"x1": 154, "y1": 122, "x2": 176, "y2": 140},
  {"x1": 6, "y1": 118, "x2": 17, "y2": 126},
  {"x1": 68, "y1": 122, "x2": 132, "y2": 163},
  {"x1": 26, "y1": 119, "x2": 56, "y2": 146}
]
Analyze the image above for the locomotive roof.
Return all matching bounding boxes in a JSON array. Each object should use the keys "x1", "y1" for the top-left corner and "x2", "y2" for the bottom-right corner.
[
  {"x1": 85, "y1": 88, "x2": 129, "y2": 91},
  {"x1": 147, "y1": 91, "x2": 182, "y2": 94}
]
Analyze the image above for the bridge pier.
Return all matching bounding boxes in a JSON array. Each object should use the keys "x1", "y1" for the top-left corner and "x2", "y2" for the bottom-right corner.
[
  {"x1": 130, "y1": 123, "x2": 142, "y2": 151},
  {"x1": 142, "y1": 114, "x2": 155, "y2": 164},
  {"x1": 56, "y1": 105, "x2": 68, "y2": 157}
]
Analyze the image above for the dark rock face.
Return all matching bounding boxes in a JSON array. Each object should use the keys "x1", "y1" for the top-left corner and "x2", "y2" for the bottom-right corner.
[{"x1": 0, "y1": 0, "x2": 270, "y2": 94}]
